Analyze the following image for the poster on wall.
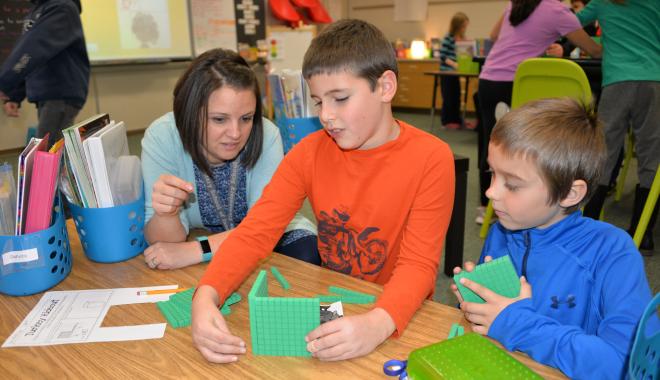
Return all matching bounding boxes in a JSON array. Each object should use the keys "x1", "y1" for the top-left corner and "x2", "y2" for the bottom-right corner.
[
  {"x1": 234, "y1": 0, "x2": 266, "y2": 60},
  {"x1": 190, "y1": 0, "x2": 237, "y2": 56}
]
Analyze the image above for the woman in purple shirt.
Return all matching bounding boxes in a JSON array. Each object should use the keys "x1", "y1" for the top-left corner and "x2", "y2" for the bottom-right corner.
[{"x1": 475, "y1": 0, "x2": 601, "y2": 222}]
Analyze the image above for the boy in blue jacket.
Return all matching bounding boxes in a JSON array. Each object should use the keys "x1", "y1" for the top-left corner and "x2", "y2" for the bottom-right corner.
[{"x1": 452, "y1": 98, "x2": 657, "y2": 379}]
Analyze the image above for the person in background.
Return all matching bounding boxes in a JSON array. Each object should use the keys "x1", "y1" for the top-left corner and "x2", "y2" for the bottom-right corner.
[
  {"x1": 580, "y1": 0, "x2": 659, "y2": 254},
  {"x1": 141, "y1": 48, "x2": 318, "y2": 270},
  {"x1": 0, "y1": 0, "x2": 89, "y2": 148},
  {"x1": 475, "y1": 0, "x2": 601, "y2": 225},
  {"x1": 191, "y1": 19, "x2": 455, "y2": 363},
  {"x1": 439, "y1": 12, "x2": 473, "y2": 130},
  {"x1": 452, "y1": 98, "x2": 656, "y2": 379}
]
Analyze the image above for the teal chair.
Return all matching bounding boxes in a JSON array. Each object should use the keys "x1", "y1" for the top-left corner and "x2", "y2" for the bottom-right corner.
[
  {"x1": 629, "y1": 292, "x2": 660, "y2": 380},
  {"x1": 480, "y1": 58, "x2": 592, "y2": 238}
]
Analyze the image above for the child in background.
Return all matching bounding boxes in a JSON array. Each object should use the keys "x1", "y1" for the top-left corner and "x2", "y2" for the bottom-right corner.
[
  {"x1": 191, "y1": 19, "x2": 455, "y2": 363},
  {"x1": 475, "y1": 0, "x2": 602, "y2": 225},
  {"x1": 452, "y1": 98, "x2": 656, "y2": 379},
  {"x1": 579, "y1": 0, "x2": 660, "y2": 253},
  {"x1": 439, "y1": 12, "x2": 471, "y2": 130}
]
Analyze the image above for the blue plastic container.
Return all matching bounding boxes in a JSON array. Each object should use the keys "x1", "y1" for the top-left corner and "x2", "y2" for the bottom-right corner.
[
  {"x1": 68, "y1": 193, "x2": 146, "y2": 263},
  {"x1": 276, "y1": 117, "x2": 323, "y2": 153},
  {"x1": 0, "y1": 196, "x2": 72, "y2": 296}
]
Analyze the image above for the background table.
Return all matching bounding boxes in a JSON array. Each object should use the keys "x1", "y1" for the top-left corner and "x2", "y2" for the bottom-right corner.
[{"x1": 0, "y1": 221, "x2": 565, "y2": 379}]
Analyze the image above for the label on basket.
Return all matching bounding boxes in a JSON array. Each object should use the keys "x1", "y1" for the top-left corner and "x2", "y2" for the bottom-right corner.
[{"x1": 2, "y1": 248, "x2": 39, "y2": 265}]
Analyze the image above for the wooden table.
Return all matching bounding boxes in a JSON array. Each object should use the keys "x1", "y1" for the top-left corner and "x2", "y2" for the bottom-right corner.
[
  {"x1": 424, "y1": 71, "x2": 480, "y2": 130},
  {"x1": 0, "y1": 221, "x2": 565, "y2": 379}
]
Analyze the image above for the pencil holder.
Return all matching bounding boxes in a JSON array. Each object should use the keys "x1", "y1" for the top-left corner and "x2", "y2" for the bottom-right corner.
[
  {"x1": 0, "y1": 196, "x2": 72, "y2": 296},
  {"x1": 276, "y1": 117, "x2": 323, "y2": 153},
  {"x1": 68, "y1": 193, "x2": 146, "y2": 263}
]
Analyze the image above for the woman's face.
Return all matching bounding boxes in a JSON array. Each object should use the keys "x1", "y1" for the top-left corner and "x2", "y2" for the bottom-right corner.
[{"x1": 203, "y1": 86, "x2": 256, "y2": 164}]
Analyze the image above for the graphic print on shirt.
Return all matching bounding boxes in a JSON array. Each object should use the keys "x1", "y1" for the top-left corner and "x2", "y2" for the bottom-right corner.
[{"x1": 317, "y1": 208, "x2": 387, "y2": 278}]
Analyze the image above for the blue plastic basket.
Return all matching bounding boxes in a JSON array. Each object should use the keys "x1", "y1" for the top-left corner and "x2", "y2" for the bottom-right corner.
[
  {"x1": 275, "y1": 117, "x2": 323, "y2": 153},
  {"x1": 68, "y1": 193, "x2": 146, "y2": 263},
  {"x1": 0, "y1": 196, "x2": 72, "y2": 296}
]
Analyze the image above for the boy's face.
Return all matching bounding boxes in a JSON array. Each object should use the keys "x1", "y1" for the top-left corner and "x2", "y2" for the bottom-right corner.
[
  {"x1": 308, "y1": 70, "x2": 395, "y2": 151},
  {"x1": 486, "y1": 143, "x2": 567, "y2": 230}
]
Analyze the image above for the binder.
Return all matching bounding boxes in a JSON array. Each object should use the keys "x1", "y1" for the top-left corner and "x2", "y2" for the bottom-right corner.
[
  {"x1": 15, "y1": 137, "x2": 48, "y2": 235},
  {"x1": 62, "y1": 113, "x2": 111, "y2": 208},
  {"x1": 24, "y1": 143, "x2": 64, "y2": 234},
  {"x1": 83, "y1": 121, "x2": 129, "y2": 208}
]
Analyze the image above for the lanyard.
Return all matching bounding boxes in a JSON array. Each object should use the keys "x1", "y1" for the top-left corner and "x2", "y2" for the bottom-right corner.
[{"x1": 201, "y1": 158, "x2": 240, "y2": 232}]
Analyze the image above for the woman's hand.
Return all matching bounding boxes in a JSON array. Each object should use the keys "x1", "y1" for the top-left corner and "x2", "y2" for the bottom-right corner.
[
  {"x1": 151, "y1": 174, "x2": 193, "y2": 217},
  {"x1": 192, "y1": 286, "x2": 246, "y2": 363},
  {"x1": 143, "y1": 240, "x2": 202, "y2": 270}
]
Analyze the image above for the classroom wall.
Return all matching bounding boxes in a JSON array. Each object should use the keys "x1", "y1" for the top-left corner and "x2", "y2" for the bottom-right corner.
[
  {"x1": 348, "y1": 0, "x2": 508, "y2": 41},
  {"x1": 0, "y1": 62, "x2": 187, "y2": 152}
]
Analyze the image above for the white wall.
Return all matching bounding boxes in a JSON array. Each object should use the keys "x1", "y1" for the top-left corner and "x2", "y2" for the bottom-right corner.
[
  {"x1": 0, "y1": 62, "x2": 187, "y2": 152},
  {"x1": 348, "y1": 0, "x2": 508, "y2": 41}
]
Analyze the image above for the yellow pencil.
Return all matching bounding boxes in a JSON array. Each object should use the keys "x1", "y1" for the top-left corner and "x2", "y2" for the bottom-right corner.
[{"x1": 136, "y1": 288, "x2": 189, "y2": 296}]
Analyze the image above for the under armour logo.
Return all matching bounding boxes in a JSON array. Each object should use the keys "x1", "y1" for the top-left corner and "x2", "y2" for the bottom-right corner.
[{"x1": 550, "y1": 295, "x2": 576, "y2": 309}]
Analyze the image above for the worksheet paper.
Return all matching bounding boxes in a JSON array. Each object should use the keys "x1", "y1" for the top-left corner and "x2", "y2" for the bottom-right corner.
[{"x1": 2, "y1": 285, "x2": 177, "y2": 347}]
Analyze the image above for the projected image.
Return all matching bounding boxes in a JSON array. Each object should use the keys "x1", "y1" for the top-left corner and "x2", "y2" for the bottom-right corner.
[{"x1": 117, "y1": 0, "x2": 172, "y2": 49}]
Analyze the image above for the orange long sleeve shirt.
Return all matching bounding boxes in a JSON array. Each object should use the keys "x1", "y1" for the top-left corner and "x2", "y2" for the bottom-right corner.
[{"x1": 198, "y1": 120, "x2": 455, "y2": 334}]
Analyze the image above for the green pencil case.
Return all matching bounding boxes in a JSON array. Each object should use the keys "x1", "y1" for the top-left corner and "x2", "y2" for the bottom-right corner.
[{"x1": 406, "y1": 333, "x2": 542, "y2": 380}]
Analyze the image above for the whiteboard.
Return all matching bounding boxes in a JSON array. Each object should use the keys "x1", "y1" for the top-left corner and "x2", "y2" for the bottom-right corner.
[{"x1": 80, "y1": 0, "x2": 192, "y2": 63}]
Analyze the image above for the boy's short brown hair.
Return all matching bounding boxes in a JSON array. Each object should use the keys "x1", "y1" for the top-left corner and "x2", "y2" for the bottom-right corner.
[
  {"x1": 491, "y1": 97, "x2": 606, "y2": 213},
  {"x1": 302, "y1": 19, "x2": 398, "y2": 91}
]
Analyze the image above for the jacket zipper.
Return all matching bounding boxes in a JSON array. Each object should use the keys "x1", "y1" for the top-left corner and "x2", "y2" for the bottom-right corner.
[{"x1": 522, "y1": 231, "x2": 531, "y2": 279}]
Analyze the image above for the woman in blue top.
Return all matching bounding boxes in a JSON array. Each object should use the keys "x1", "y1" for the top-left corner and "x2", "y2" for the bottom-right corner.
[{"x1": 141, "y1": 48, "x2": 318, "y2": 270}]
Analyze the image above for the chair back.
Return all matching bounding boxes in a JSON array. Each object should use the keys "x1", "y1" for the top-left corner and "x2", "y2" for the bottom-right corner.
[
  {"x1": 511, "y1": 58, "x2": 591, "y2": 110},
  {"x1": 629, "y1": 293, "x2": 660, "y2": 380}
]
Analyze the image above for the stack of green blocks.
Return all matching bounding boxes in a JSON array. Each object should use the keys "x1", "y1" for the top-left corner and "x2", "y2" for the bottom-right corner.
[
  {"x1": 453, "y1": 256, "x2": 521, "y2": 303},
  {"x1": 248, "y1": 270, "x2": 320, "y2": 356},
  {"x1": 156, "y1": 288, "x2": 242, "y2": 328},
  {"x1": 407, "y1": 333, "x2": 542, "y2": 379}
]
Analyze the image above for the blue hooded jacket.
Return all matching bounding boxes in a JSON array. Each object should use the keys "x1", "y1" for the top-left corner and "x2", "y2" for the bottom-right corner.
[
  {"x1": 482, "y1": 211, "x2": 657, "y2": 379},
  {"x1": 0, "y1": 0, "x2": 89, "y2": 108}
]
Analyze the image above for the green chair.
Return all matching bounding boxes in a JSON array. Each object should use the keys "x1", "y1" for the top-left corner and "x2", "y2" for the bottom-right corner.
[
  {"x1": 480, "y1": 58, "x2": 592, "y2": 238},
  {"x1": 633, "y1": 164, "x2": 660, "y2": 249}
]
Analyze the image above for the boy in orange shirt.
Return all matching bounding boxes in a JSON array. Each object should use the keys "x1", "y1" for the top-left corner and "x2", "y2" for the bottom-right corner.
[{"x1": 191, "y1": 19, "x2": 455, "y2": 363}]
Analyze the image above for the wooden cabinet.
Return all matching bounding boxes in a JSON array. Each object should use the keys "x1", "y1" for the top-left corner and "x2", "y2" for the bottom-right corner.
[{"x1": 393, "y1": 59, "x2": 478, "y2": 113}]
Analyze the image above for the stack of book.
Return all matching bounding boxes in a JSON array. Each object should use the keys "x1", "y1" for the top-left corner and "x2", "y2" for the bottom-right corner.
[
  {"x1": 7, "y1": 133, "x2": 64, "y2": 235},
  {"x1": 60, "y1": 114, "x2": 142, "y2": 210},
  {"x1": 268, "y1": 69, "x2": 316, "y2": 121}
]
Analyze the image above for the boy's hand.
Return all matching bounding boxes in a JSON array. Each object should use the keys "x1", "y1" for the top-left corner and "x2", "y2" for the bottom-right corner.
[
  {"x1": 450, "y1": 256, "x2": 493, "y2": 303},
  {"x1": 459, "y1": 276, "x2": 532, "y2": 335},
  {"x1": 305, "y1": 307, "x2": 395, "y2": 361},
  {"x1": 152, "y1": 174, "x2": 193, "y2": 217},
  {"x1": 191, "y1": 285, "x2": 246, "y2": 363},
  {"x1": 3, "y1": 102, "x2": 19, "y2": 117}
]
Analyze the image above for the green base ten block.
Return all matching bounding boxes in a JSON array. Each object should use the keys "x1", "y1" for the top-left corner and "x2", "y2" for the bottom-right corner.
[
  {"x1": 453, "y1": 256, "x2": 520, "y2": 303},
  {"x1": 249, "y1": 270, "x2": 320, "y2": 356},
  {"x1": 407, "y1": 333, "x2": 542, "y2": 380}
]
